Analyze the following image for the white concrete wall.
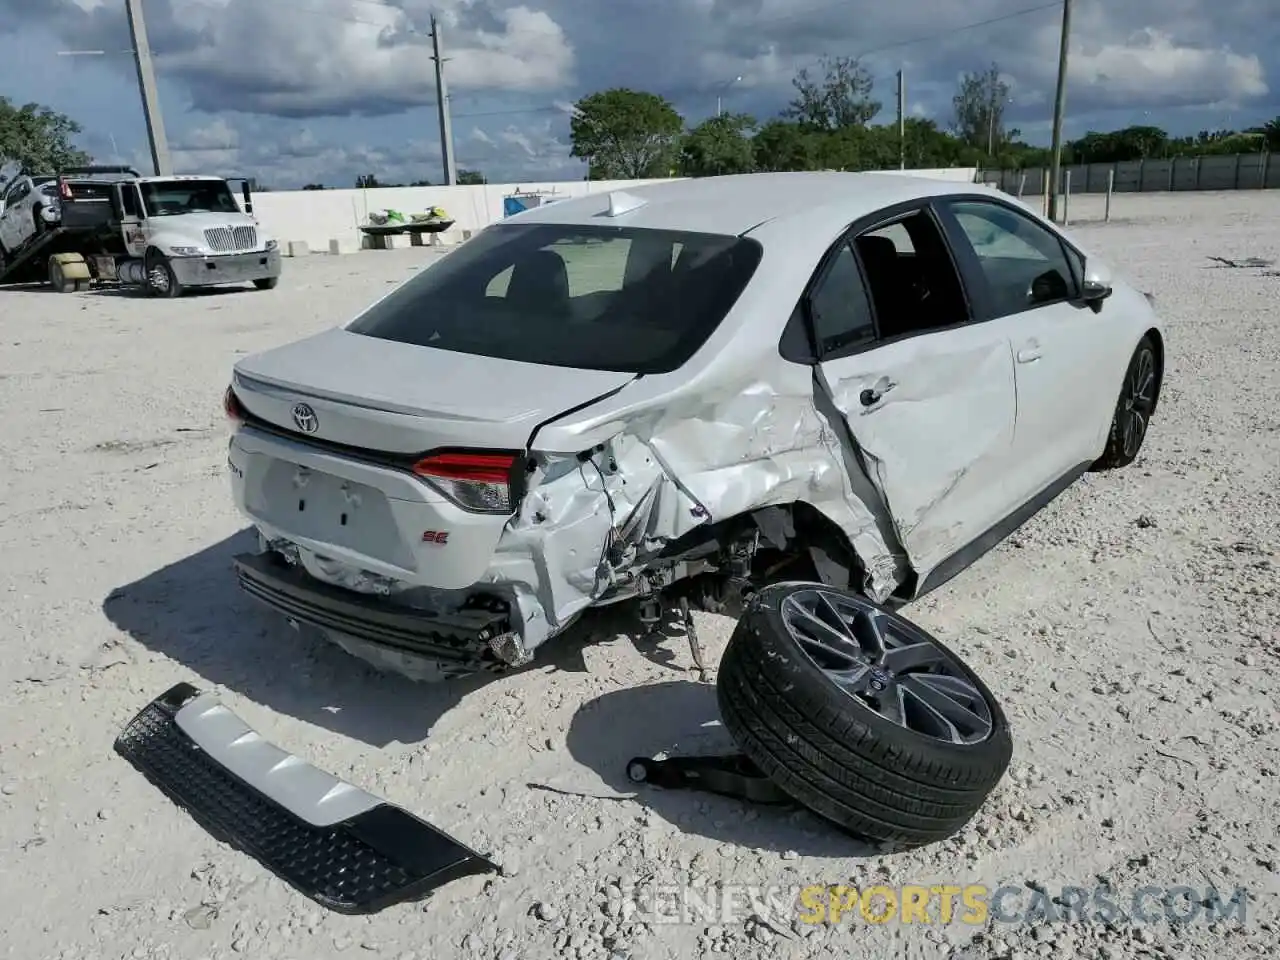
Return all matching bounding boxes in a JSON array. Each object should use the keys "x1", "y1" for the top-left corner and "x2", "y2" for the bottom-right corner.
[{"x1": 250, "y1": 168, "x2": 979, "y2": 251}]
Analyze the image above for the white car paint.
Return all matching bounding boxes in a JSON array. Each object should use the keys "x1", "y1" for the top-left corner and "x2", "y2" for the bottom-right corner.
[
  {"x1": 224, "y1": 171, "x2": 1165, "y2": 679},
  {"x1": 0, "y1": 167, "x2": 59, "y2": 256}
]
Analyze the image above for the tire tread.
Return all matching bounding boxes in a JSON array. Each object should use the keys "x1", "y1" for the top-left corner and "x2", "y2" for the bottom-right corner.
[{"x1": 716, "y1": 586, "x2": 1013, "y2": 846}]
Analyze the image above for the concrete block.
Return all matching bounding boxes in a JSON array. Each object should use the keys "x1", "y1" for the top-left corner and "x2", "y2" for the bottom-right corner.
[
  {"x1": 286, "y1": 240, "x2": 310, "y2": 257},
  {"x1": 361, "y1": 233, "x2": 402, "y2": 250},
  {"x1": 327, "y1": 237, "x2": 358, "y2": 255}
]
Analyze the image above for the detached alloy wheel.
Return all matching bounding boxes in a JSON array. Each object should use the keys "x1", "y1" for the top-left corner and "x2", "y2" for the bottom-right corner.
[{"x1": 717, "y1": 582, "x2": 1013, "y2": 847}]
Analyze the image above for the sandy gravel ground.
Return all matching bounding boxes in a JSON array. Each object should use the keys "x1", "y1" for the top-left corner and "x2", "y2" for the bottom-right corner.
[{"x1": 1, "y1": 190, "x2": 1278, "y2": 960}]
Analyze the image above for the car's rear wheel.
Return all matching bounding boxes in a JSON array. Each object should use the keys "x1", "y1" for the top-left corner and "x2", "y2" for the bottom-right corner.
[
  {"x1": 716, "y1": 582, "x2": 1012, "y2": 847},
  {"x1": 253, "y1": 277, "x2": 278, "y2": 290},
  {"x1": 1093, "y1": 335, "x2": 1158, "y2": 471}
]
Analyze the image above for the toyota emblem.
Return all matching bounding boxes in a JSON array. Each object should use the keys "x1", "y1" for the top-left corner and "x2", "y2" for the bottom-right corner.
[{"x1": 291, "y1": 402, "x2": 319, "y2": 433}]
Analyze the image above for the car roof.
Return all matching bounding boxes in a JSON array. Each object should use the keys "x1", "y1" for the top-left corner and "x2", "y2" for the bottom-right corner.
[{"x1": 502, "y1": 171, "x2": 992, "y2": 237}]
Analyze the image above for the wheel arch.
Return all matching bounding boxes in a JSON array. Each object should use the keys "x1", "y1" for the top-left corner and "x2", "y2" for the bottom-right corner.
[
  {"x1": 1143, "y1": 326, "x2": 1165, "y2": 415},
  {"x1": 750, "y1": 499, "x2": 904, "y2": 600}
]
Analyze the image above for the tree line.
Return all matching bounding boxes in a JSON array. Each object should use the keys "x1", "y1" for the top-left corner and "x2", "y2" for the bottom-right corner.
[
  {"x1": 569, "y1": 57, "x2": 1280, "y2": 180},
  {"x1": 5, "y1": 69, "x2": 1279, "y2": 189}
]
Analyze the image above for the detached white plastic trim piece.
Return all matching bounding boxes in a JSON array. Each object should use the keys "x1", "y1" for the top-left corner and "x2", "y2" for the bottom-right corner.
[{"x1": 173, "y1": 693, "x2": 380, "y2": 827}]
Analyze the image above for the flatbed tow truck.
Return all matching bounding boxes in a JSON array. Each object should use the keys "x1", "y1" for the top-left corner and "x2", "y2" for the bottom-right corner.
[{"x1": 0, "y1": 168, "x2": 281, "y2": 296}]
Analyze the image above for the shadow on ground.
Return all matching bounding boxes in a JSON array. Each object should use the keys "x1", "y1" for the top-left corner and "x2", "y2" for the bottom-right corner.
[
  {"x1": 104, "y1": 530, "x2": 880, "y2": 853},
  {"x1": 564, "y1": 679, "x2": 875, "y2": 857},
  {"x1": 103, "y1": 529, "x2": 698, "y2": 747}
]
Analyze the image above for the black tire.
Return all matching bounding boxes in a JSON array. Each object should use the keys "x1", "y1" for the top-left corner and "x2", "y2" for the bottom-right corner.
[
  {"x1": 253, "y1": 277, "x2": 278, "y2": 290},
  {"x1": 1093, "y1": 335, "x2": 1159, "y2": 471},
  {"x1": 716, "y1": 582, "x2": 1013, "y2": 847},
  {"x1": 32, "y1": 205, "x2": 47, "y2": 236},
  {"x1": 145, "y1": 250, "x2": 183, "y2": 298}
]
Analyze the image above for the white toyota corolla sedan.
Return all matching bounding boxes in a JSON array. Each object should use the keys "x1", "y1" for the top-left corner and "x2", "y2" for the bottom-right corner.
[{"x1": 223, "y1": 171, "x2": 1164, "y2": 680}]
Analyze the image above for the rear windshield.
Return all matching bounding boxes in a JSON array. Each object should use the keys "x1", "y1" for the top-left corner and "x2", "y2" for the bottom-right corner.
[{"x1": 345, "y1": 222, "x2": 763, "y2": 374}]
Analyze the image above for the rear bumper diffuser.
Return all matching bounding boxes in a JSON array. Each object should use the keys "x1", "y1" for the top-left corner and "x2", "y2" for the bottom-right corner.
[
  {"x1": 232, "y1": 551, "x2": 510, "y2": 673},
  {"x1": 114, "y1": 682, "x2": 499, "y2": 914}
]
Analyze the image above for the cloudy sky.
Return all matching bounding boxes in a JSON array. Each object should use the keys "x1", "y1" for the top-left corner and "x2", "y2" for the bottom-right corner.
[{"x1": 1, "y1": 0, "x2": 1275, "y2": 188}]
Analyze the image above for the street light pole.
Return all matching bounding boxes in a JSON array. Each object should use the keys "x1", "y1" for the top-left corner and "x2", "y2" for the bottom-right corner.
[
  {"x1": 124, "y1": 0, "x2": 172, "y2": 175},
  {"x1": 1047, "y1": 0, "x2": 1072, "y2": 222},
  {"x1": 716, "y1": 75, "x2": 743, "y2": 117}
]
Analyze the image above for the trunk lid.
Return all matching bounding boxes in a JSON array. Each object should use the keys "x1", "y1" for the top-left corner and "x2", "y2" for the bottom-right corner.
[{"x1": 233, "y1": 326, "x2": 637, "y2": 453}]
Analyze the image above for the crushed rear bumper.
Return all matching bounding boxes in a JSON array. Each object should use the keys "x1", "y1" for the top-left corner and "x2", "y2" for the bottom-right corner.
[
  {"x1": 114, "y1": 683, "x2": 499, "y2": 913},
  {"x1": 233, "y1": 550, "x2": 512, "y2": 675}
]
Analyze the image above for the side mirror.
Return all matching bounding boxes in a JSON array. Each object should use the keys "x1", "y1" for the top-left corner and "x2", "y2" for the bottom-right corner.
[{"x1": 1081, "y1": 261, "x2": 1113, "y2": 303}]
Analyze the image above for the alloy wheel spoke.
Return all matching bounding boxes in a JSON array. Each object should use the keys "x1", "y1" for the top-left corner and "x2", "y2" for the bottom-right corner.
[
  {"x1": 881, "y1": 641, "x2": 943, "y2": 674},
  {"x1": 910, "y1": 673, "x2": 989, "y2": 721},
  {"x1": 901, "y1": 674, "x2": 991, "y2": 741},
  {"x1": 826, "y1": 664, "x2": 872, "y2": 694},
  {"x1": 848, "y1": 607, "x2": 889, "y2": 661},
  {"x1": 781, "y1": 590, "x2": 993, "y2": 745},
  {"x1": 789, "y1": 602, "x2": 862, "y2": 666}
]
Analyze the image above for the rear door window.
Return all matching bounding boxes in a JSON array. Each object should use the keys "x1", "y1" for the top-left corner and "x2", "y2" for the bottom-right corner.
[{"x1": 807, "y1": 242, "x2": 876, "y2": 354}]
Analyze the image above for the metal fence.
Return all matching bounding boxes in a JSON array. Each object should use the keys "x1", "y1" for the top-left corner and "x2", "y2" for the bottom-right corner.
[{"x1": 978, "y1": 152, "x2": 1279, "y2": 197}]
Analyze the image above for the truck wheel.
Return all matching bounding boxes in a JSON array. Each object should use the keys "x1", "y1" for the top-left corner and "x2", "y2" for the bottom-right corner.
[
  {"x1": 716, "y1": 582, "x2": 1013, "y2": 847},
  {"x1": 253, "y1": 277, "x2": 279, "y2": 290},
  {"x1": 145, "y1": 251, "x2": 183, "y2": 299}
]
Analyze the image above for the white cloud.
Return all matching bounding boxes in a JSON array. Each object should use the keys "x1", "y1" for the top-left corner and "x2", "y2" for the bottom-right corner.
[
  {"x1": 153, "y1": 0, "x2": 575, "y2": 117},
  {"x1": 1070, "y1": 29, "x2": 1267, "y2": 106},
  {"x1": 170, "y1": 117, "x2": 240, "y2": 173},
  {"x1": 2, "y1": 0, "x2": 1275, "y2": 184}
]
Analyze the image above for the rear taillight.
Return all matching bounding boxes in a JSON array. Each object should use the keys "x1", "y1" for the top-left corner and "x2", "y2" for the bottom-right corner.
[
  {"x1": 59, "y1": 179, "x2": 72, "y2": 199},
  {"x1": 412, "y1": 451, "x2": 518, "y2": 514},
  {"x1": 223, "y1": 384, "x2": 246, "y2": 422}
]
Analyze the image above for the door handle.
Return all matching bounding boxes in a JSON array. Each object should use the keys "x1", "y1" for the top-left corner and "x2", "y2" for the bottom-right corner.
[
  {"x1": 1016, "y1": 347, "x2": 1042, "y2": 363},
  {"x1": 859, "y1": 377, "x2": 897, "y2": 407}
]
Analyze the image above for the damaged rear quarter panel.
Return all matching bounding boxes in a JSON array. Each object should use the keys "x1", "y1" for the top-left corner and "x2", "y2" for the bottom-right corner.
[{"x1": 487, "y1": 358, "x2": 906, "y2": 642}]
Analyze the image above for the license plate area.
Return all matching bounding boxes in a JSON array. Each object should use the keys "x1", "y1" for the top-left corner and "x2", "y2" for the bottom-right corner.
[
  {"x1": 207, "y1": 256, "x2": 268, "y2": 277},
  {"x1": 257, "y1": 460, "x2": 411, "y2": 567}
]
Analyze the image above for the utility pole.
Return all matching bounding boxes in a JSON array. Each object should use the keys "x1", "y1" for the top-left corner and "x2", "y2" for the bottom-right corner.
[
  {"x1": 897, "y1": 70, "x2": 905, "y2": 170},
  {"x1": 1047, "y1": 0, "x2": 1071, "y2": 222},
  {"x1": 430, "y1": 15, "x2": 457, "y2": 186},
  {"x1": 124, "y1": 0, "x2": 171, "y2": 175},
  {"x1": 987, "y1": 84, "x2": 996, "y2": 157}
]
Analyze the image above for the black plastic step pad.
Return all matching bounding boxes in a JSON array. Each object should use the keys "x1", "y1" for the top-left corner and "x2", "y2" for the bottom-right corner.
[{"x1": 114, "y1": 684, "x2": 498, "y2": 913}]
